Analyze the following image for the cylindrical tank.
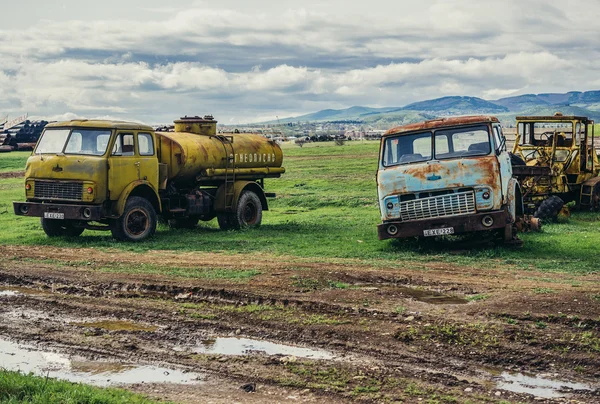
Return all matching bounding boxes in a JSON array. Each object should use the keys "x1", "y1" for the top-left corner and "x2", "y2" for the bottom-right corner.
[{"x1": 157, "y1": 116, "x2": 284, "y2": 185}]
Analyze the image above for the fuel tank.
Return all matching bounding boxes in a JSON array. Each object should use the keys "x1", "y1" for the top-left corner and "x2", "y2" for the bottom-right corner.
[{"x1": 157, "y1": 116, "x2": 284, "y2": 185}]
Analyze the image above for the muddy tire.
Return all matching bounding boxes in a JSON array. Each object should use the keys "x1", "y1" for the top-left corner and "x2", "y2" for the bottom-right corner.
[
  {"x1": 534, "y1": 196, "x2": 564, "y2": 221},
  {"x1": 168, "y1": 217, "x2": 199, "y2": 229},
  {"x1": 111, "y1": 196, "x2": 157, "y2": 241},
  {"x1": 40, "y1": 218, "x2": 84, "y2": 237}
]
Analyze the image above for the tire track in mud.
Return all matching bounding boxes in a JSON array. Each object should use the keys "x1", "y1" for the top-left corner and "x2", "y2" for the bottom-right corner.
[{"x1": 2, "y1": 247, "x2": 600, "y2": 402}]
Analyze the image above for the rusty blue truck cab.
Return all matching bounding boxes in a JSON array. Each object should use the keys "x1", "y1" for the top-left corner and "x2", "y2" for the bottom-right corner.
[{"x1": 377, "y1": 116, "x2": 522, "y2": 242}]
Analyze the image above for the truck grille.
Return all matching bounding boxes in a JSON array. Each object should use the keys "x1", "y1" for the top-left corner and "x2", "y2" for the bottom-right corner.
[
  {"x1": 399, "y1": 191, "x2": 475, "y2": 221},
  {"x1": 34, "y1": 180, "x2": 83, "y2": 201}
]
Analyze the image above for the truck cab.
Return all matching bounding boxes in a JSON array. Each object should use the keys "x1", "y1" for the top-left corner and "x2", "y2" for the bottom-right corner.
[
  {"x1": 376, "y1": 116, "x2": 522, "y2": 242},
  {"x1": 13, "y1": 120, "x2": 162, "y2": 239}
]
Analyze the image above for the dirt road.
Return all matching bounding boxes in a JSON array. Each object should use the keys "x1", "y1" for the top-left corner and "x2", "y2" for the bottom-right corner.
[{"x1": 1, "y1": 245, "x2": 599, "y2": 403}]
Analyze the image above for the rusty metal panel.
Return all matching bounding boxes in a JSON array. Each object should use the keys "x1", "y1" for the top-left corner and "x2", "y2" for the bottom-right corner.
[{"x1": 384, "y1": 116, "x2": 499, "y2": 137}]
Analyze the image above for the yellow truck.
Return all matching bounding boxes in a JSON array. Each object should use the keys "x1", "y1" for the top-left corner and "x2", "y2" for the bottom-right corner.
[{"x1": 13, "y1": 115, "x2": 285, "y2": 241}]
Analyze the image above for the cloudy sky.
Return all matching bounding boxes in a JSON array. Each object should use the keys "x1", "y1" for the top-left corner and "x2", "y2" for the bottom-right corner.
[{"x1": 1, "y1": 0, "x2": 599, "y2": 124}]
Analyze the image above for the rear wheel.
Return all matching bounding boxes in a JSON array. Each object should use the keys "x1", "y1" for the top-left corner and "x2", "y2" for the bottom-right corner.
[
  {"x1": 111, "y1": 196, "x2": 157, "y2": 241},
  {"x1": 40, "y1": 218, "x2": 84, "y2": 237},
  {"x1": 217, "y1": 191, "x2": 263, "y2": 231}
]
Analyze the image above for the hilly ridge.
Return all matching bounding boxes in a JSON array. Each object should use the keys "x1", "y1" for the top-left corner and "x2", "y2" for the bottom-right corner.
[{"x1": 266, "y1": 90, "x2": 600, "y2": 126}]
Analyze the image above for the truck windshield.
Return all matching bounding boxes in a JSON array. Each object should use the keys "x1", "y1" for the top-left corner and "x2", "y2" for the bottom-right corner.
[
  {"x1": 383, "y1": 125, "x2": 491, "y2": 166},
  {"x1": 35, "y1": 129, "x2": 112, "y2": 156}
]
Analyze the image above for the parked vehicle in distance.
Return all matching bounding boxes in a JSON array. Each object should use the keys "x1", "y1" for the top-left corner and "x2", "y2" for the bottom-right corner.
[
  {"x1": 14, "y1": 115, "x2": 285, "y2": 241},
  {"x1": 511, "y1": 113, "x2": 600, "y2": 218},
  {"x1": 377, "y1": 116, "x2": 523, "y2": 243}
]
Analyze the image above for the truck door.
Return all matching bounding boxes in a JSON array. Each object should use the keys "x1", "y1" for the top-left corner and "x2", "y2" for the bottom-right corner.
[
  {"x1": 493, "y1": 124, "x2": 511, "y2": 201},
  {"x1": 136, "y1": 132, "x2": 159, "y2": 188},
  {"x1": 108, "y1": 132, "x2": 137, "y2": 201}
]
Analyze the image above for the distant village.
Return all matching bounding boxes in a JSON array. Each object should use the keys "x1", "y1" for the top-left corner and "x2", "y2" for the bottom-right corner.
[{"x1": 218, "y1": 121, "x2": 386, "y2": 143}]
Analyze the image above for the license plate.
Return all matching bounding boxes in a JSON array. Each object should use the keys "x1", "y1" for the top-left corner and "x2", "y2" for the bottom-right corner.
[
  {"x1": 44, "y1": 212, "x2": 64, "y2": 220},
  {"x1": 423, "y1": 227, "x2": 454, "y2": 237}
]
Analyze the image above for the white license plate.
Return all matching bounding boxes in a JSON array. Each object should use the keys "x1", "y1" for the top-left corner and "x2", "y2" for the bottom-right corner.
[
  {"x1": 44, "y1": 212, "x2": 64, "y2": 220},
  {"x1": 423, "y1": 227, "x2": 454, "y2": 237}
]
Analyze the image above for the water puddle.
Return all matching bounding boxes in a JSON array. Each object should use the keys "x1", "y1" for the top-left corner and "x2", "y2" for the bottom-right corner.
[
  {"x1": 396, "y1": 286, "x2": 467, "y2": 305},
  {"x1": 0, "y1": 338, "x2": 203, "y2": 387},
  {"x1": 70, "y1": 320, "x2": 158, "y2": 332},
  {"x1": 0, "y1": 290, "x2": 20, "y2": 297},
  {"x1": 193, "y1": 337, "x2": 334, "y2": 359},
  {"x1": 497, "y1": 372, "x2": 595, "y2": 398},
  {"x1": 0, "y1": 286, "x2": 49, "y2": 296}
]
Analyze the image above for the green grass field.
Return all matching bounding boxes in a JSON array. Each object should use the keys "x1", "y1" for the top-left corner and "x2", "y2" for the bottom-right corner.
[
  {"x1": 0, "y1": 371, "x2": 162, "y2": 404},
  {"x1": 0, "y1": 142, "x2": 599, "y2": 274}
]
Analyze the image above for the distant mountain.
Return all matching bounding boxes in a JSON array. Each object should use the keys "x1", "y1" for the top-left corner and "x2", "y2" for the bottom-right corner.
[
  {"x1": 401, "y1": 96, "x2": 509, "y2": 114},
  {"x1": 496, "y1": 105, "x2": 600, "y2": 127},
  {"x1": 492, "y1": 91, "x2": 600, "y2": 112},
  {"x1": 272, "y1": 106, "x2": 400, "y2": 124},
  {"x1": 260, "y1": 90, "x2": 600, "y2": 127}
]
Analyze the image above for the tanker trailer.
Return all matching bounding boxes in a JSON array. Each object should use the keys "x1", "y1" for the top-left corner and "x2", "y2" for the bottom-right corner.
[{"x1": 13, "y1": 115, "x2": 285, "y2": 241}]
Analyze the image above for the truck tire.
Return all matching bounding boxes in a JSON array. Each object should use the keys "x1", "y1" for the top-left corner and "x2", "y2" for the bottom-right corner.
[
  {"x1": 40, "y1": 218, "x2": 84, "y2": 237},
  {"x1": 533, "y1": 196, "x2": 564, "y2": 221},
  {"x1": 218, "y1": 191, "x2": 263, "y2": 230},
  {"x1": 168, "y1": 217, "x2": 199, "y2": 229},
  {"x1": 234, "y1": 190, "x2": 262, "y2": 229},
  {"x1": 111, "y1": 196, "x2": 157, "y2": 241}
]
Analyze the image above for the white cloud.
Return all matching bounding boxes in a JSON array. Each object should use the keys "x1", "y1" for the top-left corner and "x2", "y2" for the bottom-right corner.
[{"x1": 1, "y1": 1, "x2": 600, "y2": 123}]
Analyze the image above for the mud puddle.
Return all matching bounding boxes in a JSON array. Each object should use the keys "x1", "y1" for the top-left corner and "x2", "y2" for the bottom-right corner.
[
  {"x1": 0, "y1": 338, "x2": 203, "y2": 387},
  {"x1": 191, "y1": 337, "x2": 335, "y2": 359},
  {"x1": 497, "y1": 372, "x2": 596, "y2": 398}
]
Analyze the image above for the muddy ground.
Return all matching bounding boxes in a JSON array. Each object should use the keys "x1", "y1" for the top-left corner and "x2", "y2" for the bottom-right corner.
[{"x1": 1, "y1": 245, "x2": 599, "y2": 403}]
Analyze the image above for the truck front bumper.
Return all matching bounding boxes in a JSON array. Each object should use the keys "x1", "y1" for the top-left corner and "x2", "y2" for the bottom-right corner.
[
  {"x1": 377, "y1": 210, "x2": 510, "y2": 240},
  {"x1": 13, "y1": 201, "x2": 104, "y2": 221}
]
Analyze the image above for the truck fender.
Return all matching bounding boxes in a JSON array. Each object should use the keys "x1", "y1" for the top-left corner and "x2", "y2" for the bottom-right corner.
[
  {"x1": 214, "y1": 181, "x2": 268, "y2": 213},
  {"x1": 505, "y1": 178, "x2": 523, "y2": 223},
  {"x1": 113, "y1": 181, "x2": 162, "y2": 217}
]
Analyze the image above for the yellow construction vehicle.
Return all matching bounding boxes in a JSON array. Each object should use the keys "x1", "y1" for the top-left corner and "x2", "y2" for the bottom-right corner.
[{"x1": 511, "y1": 113, "x2": 600, "y2": 218}]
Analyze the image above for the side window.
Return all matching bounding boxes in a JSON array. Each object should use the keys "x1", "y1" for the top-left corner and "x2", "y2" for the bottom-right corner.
[
  {"x1": 112, "y1": 133, "x2": 135, "y2": 156},
  {"x1": 493, "y1": 126, "x2": 505, "y2": 151},
  {"x1": 138, "y1": 133, "x2": 154, "y2": 156}
]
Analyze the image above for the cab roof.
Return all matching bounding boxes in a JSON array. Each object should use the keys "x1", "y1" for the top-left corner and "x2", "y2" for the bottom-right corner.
[
  {"x1": 45, "y1": 119, "x2": 154, "y2": 131},
  {"x1": 384, "y1": 115, "x2": 499, "y2": 137},
  {"x1": 516, "y1": 115, "x2": 591, "y2": 122}
]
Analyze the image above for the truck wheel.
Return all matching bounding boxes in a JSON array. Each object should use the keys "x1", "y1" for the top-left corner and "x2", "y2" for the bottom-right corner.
[
  {"x1": 111, "y1": 196, "x2": 157, "y2": 241},
  {"x1": 40, "y1": 218, "x2": 84, "y2": 237},
  {"x1": 233, "y1": 191, "x2": 262, "y2": 229},
  {"x1": 534, "y1": 196, "x2": 564, "y2": 221},
  {"x1": 169, "y1": 217, "x2": 199, "y2": 229}
]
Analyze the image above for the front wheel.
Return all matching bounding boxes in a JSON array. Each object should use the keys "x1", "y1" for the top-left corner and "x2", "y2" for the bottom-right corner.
[
  {"x1": 111, "y1": 196, "x2": 157, "y2": 241},
  {"x1": 40, "y1": 218, "x2": 84, "y2": 237}
]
